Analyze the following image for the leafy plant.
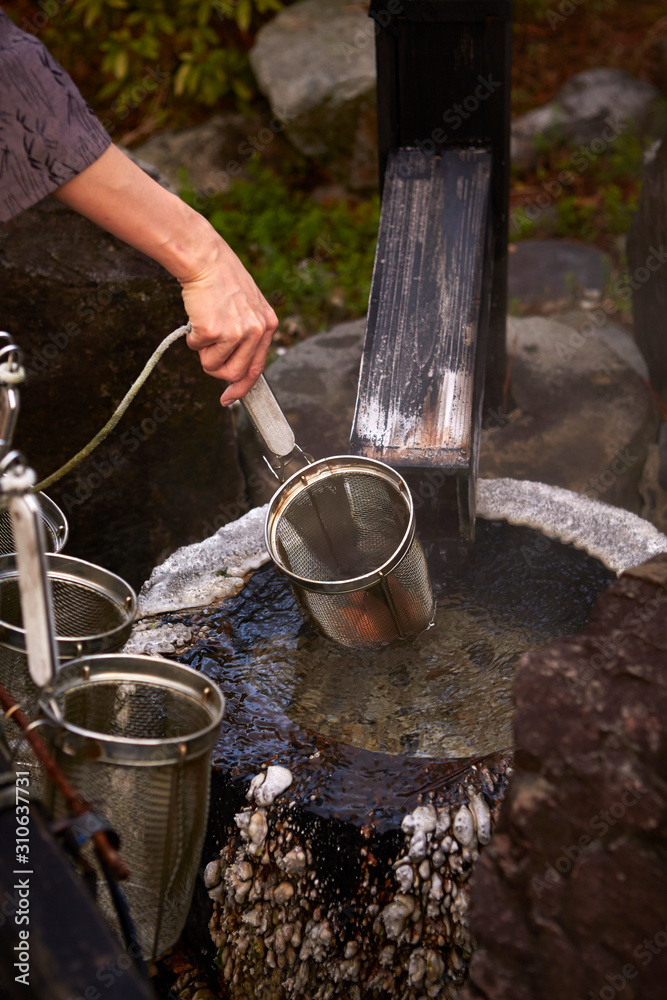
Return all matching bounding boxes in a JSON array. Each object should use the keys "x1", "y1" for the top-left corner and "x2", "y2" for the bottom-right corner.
[
  {"x1": 19, "y1": 0, "x2": 282, "y2": 130},
  {"x1": 181, "y1": 159, "x2": 380, "y2": 339}
]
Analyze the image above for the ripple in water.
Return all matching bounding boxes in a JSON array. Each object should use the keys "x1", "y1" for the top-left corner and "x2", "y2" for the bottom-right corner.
[{"x1": 185, "y1": 521, "x2": 615, "y2": 759}]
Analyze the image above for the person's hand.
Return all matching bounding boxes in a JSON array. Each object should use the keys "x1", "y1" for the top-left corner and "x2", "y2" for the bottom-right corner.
[
  {"x1": 52, "y1": 145, "x2": 278, "y2": 403},
  {"x1": 181, "y1": 236, "x2": 278, "y2": 405}
]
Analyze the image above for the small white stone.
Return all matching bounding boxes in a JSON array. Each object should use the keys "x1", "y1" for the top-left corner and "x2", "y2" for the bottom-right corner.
[
  {"x1": 395, "y1": 864, "x2": 414, "y2": 893},
  {"x1": 204, "y1": 860, "x2": 221, "y2": 888},
  {"x1": 402, "y1": 805, "x2": 437, "y2": 835},
  {"x1": 234, "y1": 810, "x2": 251, "y2": 836},
  {"x1": 418, "y1": 859, "x2": 430, "y2": 880},
  {"x1": 453, "y1": 805, "x2": 475, "y2": 848},
  {"x1": 408, "y1": 952, "x2": 426, "y2": 986},
  {"x1": 429, "y1": 873, "x2": 443, "y2": 902},
  {"x1": 408, "y1": 831, "x2": 427, "y2": 861},
  {"x1": 247, "y1": 765, "x2": 293, "y2": 806},
  {"x1": 247, "y1": 810, "x2": 268, "y2": 855},
  {"x1": 435, "y1": 807, "x2": 450, "y2": 838},
  {"x1": 380, "y1": 895, "x2": 415, "y2": 939},
  {"x1": 274, "y1": 881, "x2": 294, "y2": 905},
  {"x1": 425, "y1": 949, "x2": 445, "y2": 985},
  {"x1": 379, "y1": 944, "x2": 395, "y2": 967},
  {"x1": 468, "y1": 790, "x2": 492, "y2": 845},
  {"x1": 280, "y1": 846, "x2": 306, "y2": 877}
]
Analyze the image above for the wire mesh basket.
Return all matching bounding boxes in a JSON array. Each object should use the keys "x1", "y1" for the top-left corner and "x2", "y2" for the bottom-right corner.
[
  {"x1": 39, "y1": 654, "x2": 225, "y2": 960},
  {"x1": 0, "y1": 492, "x2": 67, "y2": 555},
  {"x1": 265, "y1": 455, "x2": 436, "y2": 647},
  {"x1": 0, "y1": 553, "x2": 136, "y2": 782}
]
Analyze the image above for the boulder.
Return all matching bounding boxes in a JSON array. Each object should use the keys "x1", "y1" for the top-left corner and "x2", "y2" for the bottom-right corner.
[
  {"x1": 131, "y1": 110, "x2": 296, "y2": 200},
  {"x1": 512, "y1": 68, "x2": 661, "y2": 169},
  {"x1": 461, "y1": 553, "x2": 667, "y2": 1000},
  {"x1": 249, "y1": 0, "x2": 378, "y2": 190},
  {"x1": 480, "y1": 315, "x2": 659, "y2": 513},
  {"x1": 0, "y1": 195, "x2": 246, "y2": 589},
  {"x1": 640, "y1": 440, "x2": 667, "y2": 536},
  {"x1": 507, "y1": 240, "x2": 611, "y2": 310},
  {"x1": 627, "y1": 136, "x2": 667, "y2": 402}
]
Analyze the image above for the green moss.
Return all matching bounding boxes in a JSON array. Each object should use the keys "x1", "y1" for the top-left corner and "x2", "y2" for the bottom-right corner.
[{"x1": 181, "y1": 158, "x2": 380, "y2": 338}]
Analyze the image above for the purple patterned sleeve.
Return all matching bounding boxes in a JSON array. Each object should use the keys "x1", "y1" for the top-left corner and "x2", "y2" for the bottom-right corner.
[{"x1": 0, "y1": 11, "x2": 111, "y2": 222}]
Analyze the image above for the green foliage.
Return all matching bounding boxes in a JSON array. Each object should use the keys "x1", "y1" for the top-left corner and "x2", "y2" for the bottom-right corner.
[
  {"x1": 511, "y1": 128, "x2": 647, "y2": 248},
  {"x1": 181, "y1": 160, "x2": 380, "y2": 336},
  {"x1": 36, "y1": 0, "x2": 282, "y2": 122}
]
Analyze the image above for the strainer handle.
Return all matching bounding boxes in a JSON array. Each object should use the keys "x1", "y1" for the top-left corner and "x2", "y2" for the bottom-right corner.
[
  {"x1": 0, "y1": 333, "x2": 22, "y2": 459},
  {"x1": 242, "y1": 375, "x2": 296, "y2": 458},
  {"x1": 9, "y1": 492, "x2": 58, "y2": 687}
]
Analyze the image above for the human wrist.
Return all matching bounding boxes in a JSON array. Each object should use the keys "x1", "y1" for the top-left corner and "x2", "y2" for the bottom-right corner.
[{"x1": 158, "y1": 205, "x2": 224, "y2": 285}]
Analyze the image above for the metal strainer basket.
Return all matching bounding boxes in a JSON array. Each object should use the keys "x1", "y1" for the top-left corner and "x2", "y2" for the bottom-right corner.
[
  {"x1": 0, "y1": 492, "x2": 68, "y2": 555},
  {"x1": 39, "y1": 654, "x2": 225, "y2": 960},
  {"x1": 266, "y1": 455, "x2": 436, "y2": 647},
  {"x1": 0, "y1": 553, "x2": 136, "y2": 778}
]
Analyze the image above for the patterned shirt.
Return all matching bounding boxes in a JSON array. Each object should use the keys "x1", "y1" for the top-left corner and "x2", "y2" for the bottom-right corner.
[{"x1": 0, "y1": 10, "x2": 111, "y2": 222}]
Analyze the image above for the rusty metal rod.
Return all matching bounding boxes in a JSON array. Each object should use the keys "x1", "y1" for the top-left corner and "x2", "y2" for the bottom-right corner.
[{"x1": 0, "y1": 682, "x2": 130, "y2": 882}]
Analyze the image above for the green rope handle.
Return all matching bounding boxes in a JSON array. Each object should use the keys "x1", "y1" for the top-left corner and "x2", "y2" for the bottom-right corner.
[{"x1": 33, "y1": 324, "x2": 189, "y2": 493}]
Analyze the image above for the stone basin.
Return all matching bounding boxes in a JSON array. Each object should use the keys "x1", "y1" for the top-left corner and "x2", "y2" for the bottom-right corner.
[{"x1": 132, "y1": 478, "x2": 667, "y2": 1000}]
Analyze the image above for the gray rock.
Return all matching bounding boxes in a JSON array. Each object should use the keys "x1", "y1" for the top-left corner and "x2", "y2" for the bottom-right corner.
[
  {"x1": 627, "y1": 135, "x2": 667, "y2": 401},
  {"x1": 660, "y1": 423, "x2": 667, "y2": 490},
  {"x1": 512, "y1": 68, "x2": 660, "y2": 169},
  {"x1": 119, "y1": 147, "x2": 177, "y2": 193},
  {"x1": 480, "y1": 316, "x2": 659, "y2": 513},
  {"x1": 477, "y1": 478, "x2": 667, "y2": 576},
  {"x1": 639, "y1": 441, "x2": 667, "y2": 536},
  {"x1": 138, "y1": 503, "x2": 269, "y2": 615},
  {"x1": 237, "y1": 318, "x2": 365, "y2": 504},
  {"x1": 508, "y1": 240, "x2": 611, "y2": 308},
  {"x1": 132, "y1": 111, "x2": 295, "y2": 199},
  {"x1": 461, "y1": 554, "x2": 667, "y2": 1000},
  {"x1": 250, "y1": 0, "x2": 378, "y2": 189},
  {"x1": 542, "y1": 309, "x2": 649, "y2": 381}
]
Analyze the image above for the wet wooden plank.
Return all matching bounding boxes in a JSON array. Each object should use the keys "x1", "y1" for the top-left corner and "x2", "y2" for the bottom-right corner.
[{"x1": 350, "y1": 147, "x2": 491, "y2": 471}]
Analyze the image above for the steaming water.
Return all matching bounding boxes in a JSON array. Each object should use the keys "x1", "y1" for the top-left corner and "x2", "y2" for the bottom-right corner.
[{"x1": 182, "y1": 521, "x2": 614, "y2": 759}]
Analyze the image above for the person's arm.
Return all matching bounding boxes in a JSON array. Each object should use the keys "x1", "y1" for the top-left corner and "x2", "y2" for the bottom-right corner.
[{"x1": 53, "y1": 144, "x2": 277, "y2": 404}]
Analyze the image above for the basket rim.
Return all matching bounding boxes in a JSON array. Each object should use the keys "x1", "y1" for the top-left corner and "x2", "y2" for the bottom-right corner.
[
  {"x1": 0, "y1": 552, "x2": 136, "y2": 654},
  {"x1": 0, "y1": 492, "x2": 70, "y2": 553},
  {"x1": 38, "y1": 653, "x2": 225, "y2": 763},
  {"x1": 265, "y1": 455, "x2": 417, "y2": 594}
]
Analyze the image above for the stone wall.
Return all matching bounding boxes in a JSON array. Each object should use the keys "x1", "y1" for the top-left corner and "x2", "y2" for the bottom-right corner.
[{"x1": 461, "y1": 554, "x2": 667, "y2": 1000}]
